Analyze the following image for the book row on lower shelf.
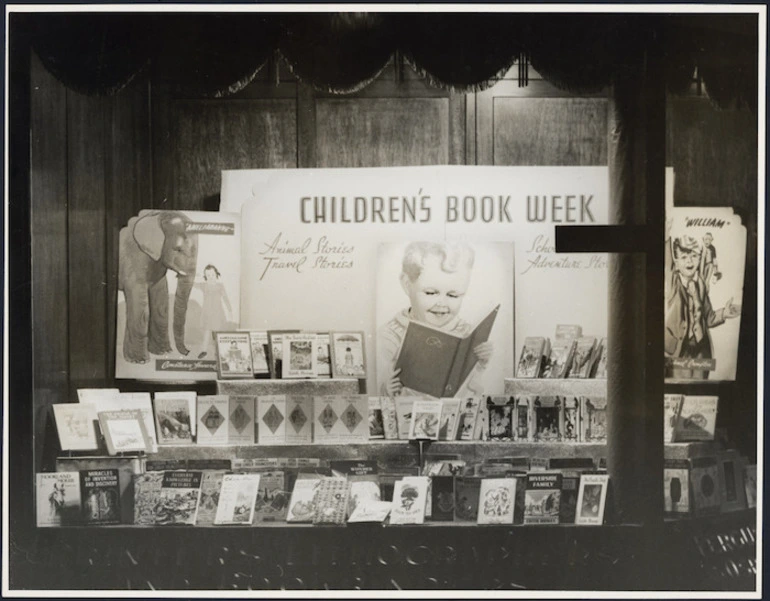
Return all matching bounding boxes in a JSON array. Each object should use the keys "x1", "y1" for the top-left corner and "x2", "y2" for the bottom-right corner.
[
  {"x1": 37, "y1": 439, "x2": 756, "y2": 529},
  {"x1": 53, "y1": 389, "x2": 611, "y2": 455},
  {"x1": 37, "y1": 456, "x2": 611, "y2": 528}
]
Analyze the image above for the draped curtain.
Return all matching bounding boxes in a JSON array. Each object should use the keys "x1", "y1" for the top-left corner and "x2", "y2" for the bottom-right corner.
[{"x1": 29, "y1": 12, "x2": 757, "y2": 111}]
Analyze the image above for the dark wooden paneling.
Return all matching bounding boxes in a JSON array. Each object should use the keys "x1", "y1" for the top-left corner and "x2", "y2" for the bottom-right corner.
[
  {"x1": 67, "y1": 90, "x2": 108, "y2": 390},
  {"x1": 170, "y1": 99, "x2": 297, "y2": 209},
  {"x1": 491, "y1": 97, "x2": 608, "y2": 166},
  {"x1": 315, "y1": 98, "x2": 450, "y2": 167},
  {"x1": 30, "y1": 52, "x2": 69, "y2": 469},
  {"x1": 668, "y1": 97, "x2": 758, "y2": 207},
  {"x1": 105, "y1": 79, "x2": 153, "y2": 381}
]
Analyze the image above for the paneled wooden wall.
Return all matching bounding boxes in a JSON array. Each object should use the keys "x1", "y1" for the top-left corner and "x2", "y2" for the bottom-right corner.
[{"x1": 29, "y1": 52, "x2": 759, "y2": 470}]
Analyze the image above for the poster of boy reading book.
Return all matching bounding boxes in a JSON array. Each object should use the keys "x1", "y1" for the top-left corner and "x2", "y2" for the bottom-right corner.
[{"x1": 377, "y1": 241, "x2": 513, "y2": 399}]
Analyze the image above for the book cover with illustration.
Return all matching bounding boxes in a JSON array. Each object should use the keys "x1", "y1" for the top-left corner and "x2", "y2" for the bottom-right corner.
[
  {"x1": 196, "y1": 395, "x2": 230, "y2": 446},
  {"x1": 52, "y1": 403, "x2": 100, "y2": 452},
  {"x1": 581, "y1": 397, "x2": 607, "y2": 443},
  {"x1": 453, "y1": 477, "x2": 482, "y2": 522},
  {"x1": 37, "y1": 472, "x2": 81, "y2": 527},
  {"x1": 286, "y1": 396, "x2": 313, "y2": 445},
  {"x1": 395, "y1": 397, "x2": 417, "y2": 440},
  {"x1": 515, "y1": 396, "x2": 532, "y2": 441},
  {"x1": 542, "y1": 338, "x2": 575, "y2": 378},
  {"x1": 228, "y1": 396, "x2": 256, "y2": 445},
  {"x1": 153, "y1": 395, "x2": 195, "y2": 445},
  {"x1": 348, "y1": 500, "x2": 392, "y2": 523},
  {"x1": 380, "y1": 396, "x2": 400, "y2": 440},
  {"x1": 673, "y1": 396, "x2": 718, "y2": 442},
  {"x1": 133, "y1": 471, "x2": 164, "y2": 526},
  {"x1": 97, "y1": 409, "x2": 152, "y2": 455},
  {"x1": 690, "y1": 457, "x2": 721, "y2": 516},
  {"x1": 458, "y1": 397, "x2": 482, "y2": 441},
  {"x1": 430, "y1": 476, "x2": 456, "y2": 521},
  {"x1": 336, "y1": 396, "x2": 369, "y2": 443},
  {"x1": 215, "y1": 332, "x2": 253, "y2": 379},
  {"x1": 523, "y1": 472, "x2": 562, "y2": 525},
  {"x1": 314, "y1": 333, "x2": 333, "y2": 378},
  {"x1": 155, "y1": 471, "x2": 203, "y2": 525},
  {"x1": 438, "y1": 398, "x2": 462, "y2": 441},
  {"x1": 117, "y1": 392, "x2": 158, "y2": 453},
  {"x1": 516, "y1": 337, "x2": 546, "y2": 378},
  {"x1": 575, "y1": 473, "x2": 609, "y2": 525},
  {"x1": 717, "y1": 450, "x2": 746, "y2": 513},
  {"x1": 487, "y1": 396, "x2": 515, "y2": 441},
  {"x1": 389, "y1": 477, "x2": 429, "y2": 525},
  {"x1": 116, "y1": 210, "x2": 241, "y2": 381},
  {"x1": 367, "y1": 397, "x2": 386, "y2": 440},
  {"x1": 533, "y1": 396, "x2": 562, "y2": 442},
  {"x1": 312, "y1": 478, "x2": 351, "y2": 525},
  {"x1": 562, "y1": 396, "x2": 581, "y2": 442},
  {"x1": 408, "y1": 399, "x2": 443, "y2": 440},
  {"x1": 195, "y1": 470, "x2": 226, "y2": 526},
  {"x1": 214, "y1": 474, "x2": 261, "y2": 525},
  {"x1": 257, "y1": 395, "x2": 287, "y2": 445},
  {"x1": 664, "y1": 459, "x2": 691, "y2": 515},
  {"x1": 253, "y1": 471, "x2": 290, "y2": 523},
  {"x1": 80, "y1": 469, "x2": 121, "y2": 525},
  {"x1": 664, "y1": 394, "x2": 684, "y2": 443},
  {"x1": 569, "y1": 337, "x2": 597, "y2": 378},
  {"x1": 282, "y1": 333, "x2": 318, "y2": 379},
  {"x1": 247, "y1": 331, "x2": 270, "y2": 375},
  {"x1": 477, "y1": 478, "x2": 517, "y2": 525},
  {"x1": 286, "y1": 476, "x2": 322, "y2": 523}
]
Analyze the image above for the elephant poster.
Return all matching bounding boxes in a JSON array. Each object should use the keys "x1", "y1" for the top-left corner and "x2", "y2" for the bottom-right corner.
[{"x1": 115, "y1": 209, "x2": 241, "y2": 381}]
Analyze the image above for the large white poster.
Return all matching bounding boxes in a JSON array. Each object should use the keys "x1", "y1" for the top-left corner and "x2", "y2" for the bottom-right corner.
[{"x1": 223, "y1": 166, "x2": 608, "y2": 394}]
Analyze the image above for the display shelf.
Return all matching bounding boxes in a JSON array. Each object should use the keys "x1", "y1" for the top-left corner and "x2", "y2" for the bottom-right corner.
[
  {"x1": 149, "y1": 441, "x2": 609, "y2": 463},
  {"x1": 216, "y1": 378, "x2": 361, "y2": 396},
  {"x1": 504, "y1": 378, "x2": 607, "y2": 397}
]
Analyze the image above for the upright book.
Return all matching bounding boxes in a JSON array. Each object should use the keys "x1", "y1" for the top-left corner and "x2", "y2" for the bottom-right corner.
[
  {"x1": 390, "y1": 477, "x2": 429, "y2": 525},
  {"x1": 282, "y1": 333, "x2": 319, "y2": 379},
  {"x1": 196, "y1": 395, "x2": 230, "y2": 446},
  {"x1": 542, "y1": 338, "x2": 575, "y2": 378},
  {"x1": 80, "y1": 469, "x2": 121, "y2": 525},
  {"x1": 214, "y1": 474, "x2": 261, "y2": 525},
  {"x1": 367, "y1": 397, "x2": 386, "y2": 440},
  {"x1": 438, "y1": 398, "x2": 462, "y2": 441},
  {"x1": 253, "y1": 471, "x2": 290, "y2": 523},
  {"x1": 453, "y1": 477, "x2": 482, "y2": 522},
  {"x1": 52, "y1": 403, "x2": 100, "y2": 452},
  {"x1": 155, "y1": 471, "x2": 203, "y2": 525},
  {"x1": 569, "y1": 337, "x2": 597, "y2": 378},
  {"x1": 408, "y1": 399, "x2": 443, "y2": 440},
  {"x1": 257, "y1": 395, "x2": 287, "y2": 445},
  {"x1": 664, "y1": 394, "x2": 684, "y2": 443},
  {"x1": 523, "y1": 472, "x2": 562, "y2": 525},
  {"x1": 487, "y1": 396, "x2": 515, "y2": 441},
  {"x1": 516, "y1": 337, "x2": 546, "y2": 378},
  {"x1": 196, "y1": 470, "x2": 226, "y2": 526},
  {"x1": 664, "y1": 459, "x2": 691, "y2": 515},
  {"x1": 37, "y1": 472, "x2": 81, "y2": 527},
  {"x1": 228, "y1": 395, "x2": 256, "y2": 445},
  {"x1": 394, "y1": 305, "x2": 500, "y2": 398},
  {"x1": 690, "y1": 456, "x2": 721, "y2": 516},
  {"x1": 312, "y1": 478, "x2": 351, "y2": 525},
  {"x1": 285, "y1": 396, "x2": 313, "y2": 445},
  {"x1": 673, "y1": 396, "x2": 718, "y2": 442},
  {"x1": 97, "y1": 409, "x2": 152, "y2": 455},
  {"x1": 477, "y1": 478, "x2": 516, "y2": 525},
  {"x1": 458, "y1": 397, "x2": 482, "y2": 441},
  {"x1": 575, "y1": 473, "x2": 609, "y2": 525},
  {"x1": 153, "y1": 391, "x2": 197, "y2": 441},
  {"x1": 132, "y1": 471, "x2": 164, "y2": 526}
]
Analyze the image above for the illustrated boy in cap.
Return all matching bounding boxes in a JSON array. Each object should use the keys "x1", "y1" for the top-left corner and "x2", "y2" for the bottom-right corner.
[{"x1": 665, "y1": 229, "x2": 740, "y2": 379}]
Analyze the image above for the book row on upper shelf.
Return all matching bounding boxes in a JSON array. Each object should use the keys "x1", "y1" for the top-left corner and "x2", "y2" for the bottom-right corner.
[
  {"x1": 516, "y1": 325, "x2": 606, "y2": 379},
  {"x1": 52, "y1": 389, "x2": 612, "y2": 455},
  {"x1": 37, "y1": 456, "x2": 612, "y2": 528},
  {"x1": 215, "y1": 330, "x2": 367, "y2": 380}
]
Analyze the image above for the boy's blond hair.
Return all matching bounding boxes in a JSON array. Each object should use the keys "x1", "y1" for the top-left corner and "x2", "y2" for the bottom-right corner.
[{"x1": 401, "y1": 241, "x2": 475, "y2": 281}]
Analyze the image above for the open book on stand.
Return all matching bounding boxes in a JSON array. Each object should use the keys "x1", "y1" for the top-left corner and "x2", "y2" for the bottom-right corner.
[{"x1": 394, "y1": 305, "x2": 500, "y2": 398}]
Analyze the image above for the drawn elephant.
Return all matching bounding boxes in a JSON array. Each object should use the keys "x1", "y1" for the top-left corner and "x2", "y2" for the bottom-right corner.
[{"x1": 118, "y1": 210, "x2": 198, "y2": 363}]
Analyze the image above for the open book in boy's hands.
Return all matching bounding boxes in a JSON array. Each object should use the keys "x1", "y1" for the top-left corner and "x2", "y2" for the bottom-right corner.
[{"x1": 394, "y1": 305, "x2": 500, "y2": 398}]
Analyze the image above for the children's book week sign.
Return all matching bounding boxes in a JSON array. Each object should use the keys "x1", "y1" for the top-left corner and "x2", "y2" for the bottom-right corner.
[{"x1": 222, "y1": 166, "x2": 609, "y2": 396}]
